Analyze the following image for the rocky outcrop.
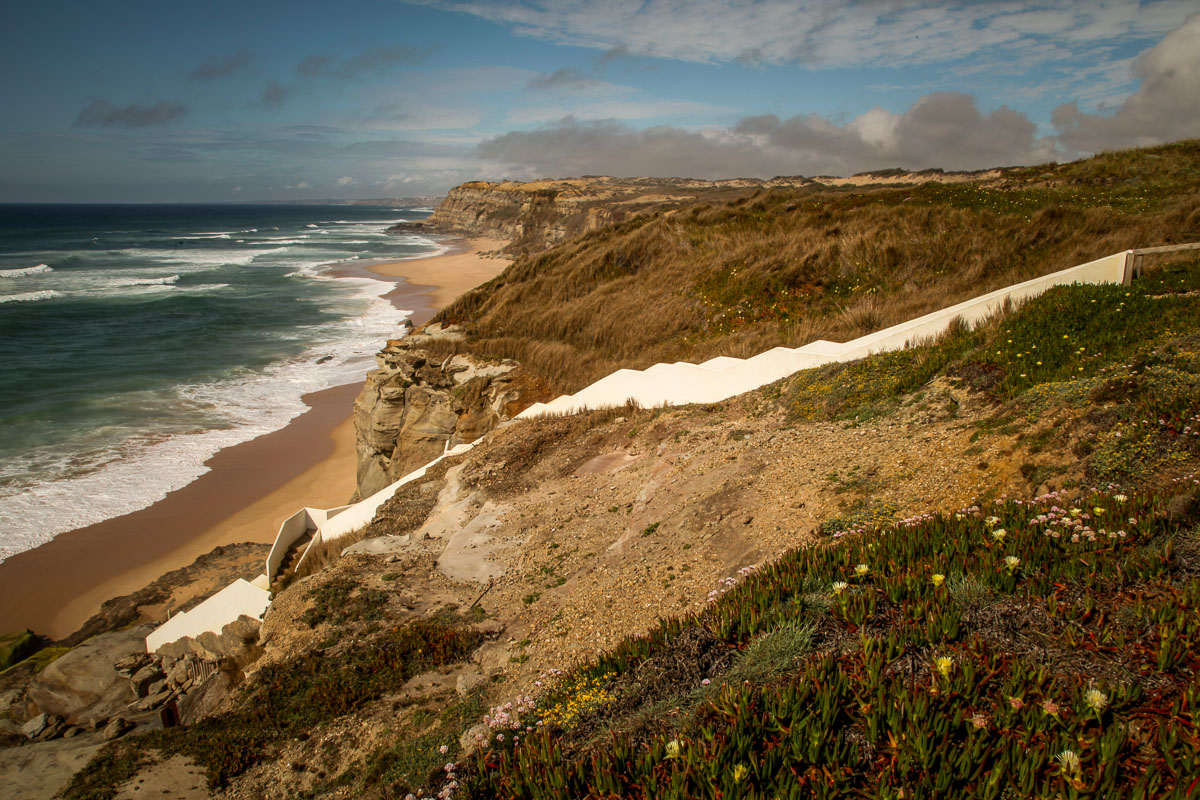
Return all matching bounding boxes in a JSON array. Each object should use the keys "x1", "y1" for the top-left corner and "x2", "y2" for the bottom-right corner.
[
  {"x1": 394, "y1": 175, "x2": 817, "y2": 254},
  {"x1": 24, "y1": 625, "x2": 152, "y2": 726},
  {"x1": 352, "y1": 323, "x2": 540, "y2": 500}
]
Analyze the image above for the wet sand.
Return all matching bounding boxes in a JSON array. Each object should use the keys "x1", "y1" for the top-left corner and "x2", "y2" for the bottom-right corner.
[{"x1": 0, "y1": 238, "x2": 510, "y2": 640}]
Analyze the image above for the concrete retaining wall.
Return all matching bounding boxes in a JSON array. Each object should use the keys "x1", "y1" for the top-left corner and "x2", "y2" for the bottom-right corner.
[{"x1": 146, "y1": 579, "x2": 271, "y2": 653}]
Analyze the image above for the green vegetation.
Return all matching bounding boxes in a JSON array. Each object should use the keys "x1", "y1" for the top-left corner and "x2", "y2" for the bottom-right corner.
[
  {"x1": 57, "y1": 746, "x2": 151, "y2": 800},
  {"x1": 352, "y1": 687, "x2": 491, "y2": 799},
  {"x1": 61, "y1": 618, "x2": 482, "y2": 795},
  {"x1": 0, "y1": 629, "x2": 43, "y2": 671},
  {"x1": 462, "y1": 480, "x2": 1200, "y2": 799},
  {"x1": 301, "y1": 577, "x2": 389, "y2": 628},
  {"x1": 436, "y1": 140, "x2": 1200, "y2": 393}
]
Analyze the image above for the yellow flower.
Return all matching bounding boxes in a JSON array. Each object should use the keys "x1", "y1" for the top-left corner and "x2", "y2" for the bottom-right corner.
[
  {"x1": 732, "y1": 764, "x2": 749, "y2": 783},
  {"x1": 931, "y1": 573, "x2": 945, "y2": 587},
  {"x1": 934, "y1": 656, "x2": 954, "y2": 677}
]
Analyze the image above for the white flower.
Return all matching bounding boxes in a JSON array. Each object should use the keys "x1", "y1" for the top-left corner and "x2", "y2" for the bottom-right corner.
[
  {"x1": 665, "y1": 740, "x2": 682, "y2": 758},
  {"x1": 1056, "y1": 749, "x2": 1082, "y2": 776},
  {"x1": 1084, "y1": 687, "x2": 1109, "y2": 712},
  {"x1": 991, "y1": 529, "x2": 1006, "y2": 542},
  {"x1": 1004, "y1": 555, "x2": 1021, "y2": 571},
  {"x1": 854, "y1": 563, "x2": 870, "y2": 577},
  {"x1": 832, "y1": 581, "x2": 849, "y2": 595}
]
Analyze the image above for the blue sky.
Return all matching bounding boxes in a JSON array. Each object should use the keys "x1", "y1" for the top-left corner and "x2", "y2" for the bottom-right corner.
[{"x1": 0, "y1": 0, "x2": 1197, "y2": 202}]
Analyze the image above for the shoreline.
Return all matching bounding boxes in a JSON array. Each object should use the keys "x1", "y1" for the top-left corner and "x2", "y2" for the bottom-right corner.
[{"x1": 0, "y1": 237, "x2": 509, "y2": 640}]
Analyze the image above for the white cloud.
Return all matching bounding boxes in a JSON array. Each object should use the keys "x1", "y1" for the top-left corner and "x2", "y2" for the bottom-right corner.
[
  {"x1": 504, "y1": 98, "x2": 730, "y2": 126},
  {"x1": 1052, "y1": 12, "x2": 1200, "y2": 151},
  {"x1": 336, "y1": 175, "x2": 356, "y2": 186},
  {"x1": 478, "y1": 90, "x2": 1060, "y2": 181},
  {"x1": 413, "y1": 1, "x2": 1196, "y2": 69}
]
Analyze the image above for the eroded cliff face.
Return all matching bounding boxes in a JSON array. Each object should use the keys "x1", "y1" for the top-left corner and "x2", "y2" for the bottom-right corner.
[
  {"x1": 351, "y1": 324, "x2": 541, "y2": 500},
  {"x1": 414, "y1": 180, "x2": 625, "y2": 253},
  {"x1": 400, "y1": 176, "x2": 814, "y2": 254}
]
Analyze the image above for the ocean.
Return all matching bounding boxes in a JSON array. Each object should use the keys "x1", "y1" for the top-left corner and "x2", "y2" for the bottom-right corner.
[{"x1": 0, "y1": 203, "x2": 443, "y2": 563}]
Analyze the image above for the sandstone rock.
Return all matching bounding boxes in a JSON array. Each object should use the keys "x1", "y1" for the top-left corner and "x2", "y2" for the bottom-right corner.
[
  {"x1": 22, "y1": 712, "x2": 49, "y2": 739},
  {"x1": 130, "y1": 664, "x2": 165, "y2": 698},
  {"x1": 0, "y1": 729, "x2": 105, "y2": 800},
  {"x1": 470, "y1": 619, "x2": 505, "y2": 637},
  {"x1": 112, "y1": 653, "x2": 149, "y2": 676},
  {"x1": 177, "y1": 670, "x2": 234, "y2": 726},
  {"x1": 352, "y1": 345, "x2": 535, "y2": 499},
  {"x1": 455, "y1": 670, "x2": 486, "y2": 696},
  {"x1": 101, "y1": 716, "x2": 134, "y2": 741},
  {"x1": 24, "y1": 624, "x2": 152, "y2": 726},
  {"x1": 135, "y1": 688, "x2": 172, "y2": 712}
]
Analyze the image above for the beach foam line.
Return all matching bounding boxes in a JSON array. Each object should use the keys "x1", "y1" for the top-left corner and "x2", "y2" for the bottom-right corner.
[
  {"x1": 0, "y1": 290, "x2": 63, "y2": 304},
  {"x1": 0, "y1": 264, "x2": 53, "y2": 278}
]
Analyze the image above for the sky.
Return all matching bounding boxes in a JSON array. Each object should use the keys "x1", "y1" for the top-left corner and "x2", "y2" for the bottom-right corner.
[{"x1": 0, "y1": 0, "x2": 1197, "y2": 203}]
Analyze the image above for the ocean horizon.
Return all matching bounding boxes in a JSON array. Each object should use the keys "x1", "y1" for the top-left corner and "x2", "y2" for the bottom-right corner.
[{"x1": 0, "y1": 203, "x2": 441, "y2": 563}]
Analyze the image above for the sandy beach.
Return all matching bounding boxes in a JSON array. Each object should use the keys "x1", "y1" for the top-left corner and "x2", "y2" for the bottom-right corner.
[{"x1": 0, "y1": 237, "x2": 509, "y2": 640}]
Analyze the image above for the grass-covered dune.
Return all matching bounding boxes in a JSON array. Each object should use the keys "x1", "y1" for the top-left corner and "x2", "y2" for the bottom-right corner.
[{"x1": 435, "y1": 140, "x2": 1200, "y2": 393}]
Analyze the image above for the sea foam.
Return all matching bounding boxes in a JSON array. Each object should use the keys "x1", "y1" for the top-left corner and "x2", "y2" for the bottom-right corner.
[
  {"x1": 0, "y1": 270, "x2": 411, "y2": 562},
  {"x1": 0, "y1": 264, "x2": 53, "y2": 278},
  {"x1": 0, "y1": 290, "x2": 63, "y2": 303}
]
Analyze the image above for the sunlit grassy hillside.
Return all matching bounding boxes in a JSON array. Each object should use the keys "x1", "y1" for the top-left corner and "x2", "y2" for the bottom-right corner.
[{"x1": 436, "y1": 140, "x2": 1200, "y2": 393}]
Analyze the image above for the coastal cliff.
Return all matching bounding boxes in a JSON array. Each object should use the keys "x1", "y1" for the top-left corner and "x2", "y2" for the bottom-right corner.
[
  {"x1": 396, "y1": 170, "x2": 1005, "y2": 255},
  {"x1": 351, "y1": 323, "x2": 542, "y2": 500},
  {"x1": 396, "y1": 175, "x2": 814, "y2": 254}
]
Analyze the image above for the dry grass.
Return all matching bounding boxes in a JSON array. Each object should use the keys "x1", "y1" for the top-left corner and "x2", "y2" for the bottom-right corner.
[{"x1": 436, "y1": 140, "x2": 1200, "y2": 393}]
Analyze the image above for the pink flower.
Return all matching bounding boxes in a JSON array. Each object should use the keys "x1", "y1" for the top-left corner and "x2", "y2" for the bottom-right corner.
[
  {"x1": 439, "y1": 745, "x2": 449, "y2": 754},
  {"x1": 1008, "y1": 696, "x2": 1025, "y2": 711},
  {"x1": 701, "y1": 678, "x2": 711, "y2": 686}
]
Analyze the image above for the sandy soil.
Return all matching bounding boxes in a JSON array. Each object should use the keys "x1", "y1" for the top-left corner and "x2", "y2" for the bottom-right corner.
[{"x1": 0, "y1": 238, "x2": 510, "y2": 641}]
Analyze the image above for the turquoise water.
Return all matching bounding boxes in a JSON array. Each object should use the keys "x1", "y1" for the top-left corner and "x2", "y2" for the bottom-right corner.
[{"x1": 0, "y1": 204, "x2": 440, "y2": 561}]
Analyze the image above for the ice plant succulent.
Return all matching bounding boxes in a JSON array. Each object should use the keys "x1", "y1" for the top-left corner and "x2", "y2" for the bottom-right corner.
[
  {"x1": 854, "y1": 563, "x2": 870, "y2": 577},
  {"x1": 931, "y1": 573, "x2": 945, "y2": 587},
  {"x1": 1056, "y1": 749, "x2": 1082, "y2": 778},
  {"x1": 934, "y1": 656, "x2": 954, "y2": 678},
  {"x1": 1004, "y1": 555, "x2": 1021, "y2": 572},
  {"x1": 1085, "y1": 687, "x2": 1109, "y2": 715}
]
